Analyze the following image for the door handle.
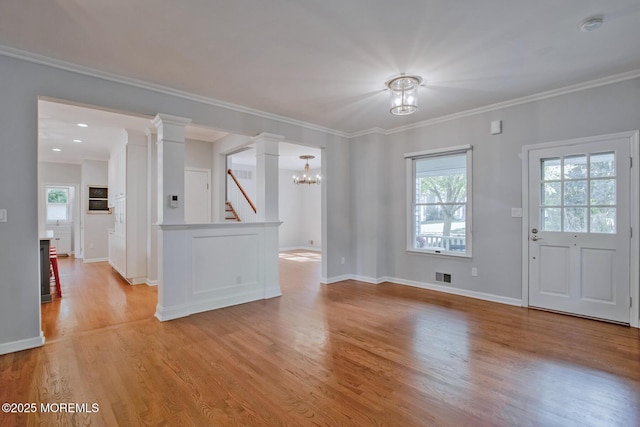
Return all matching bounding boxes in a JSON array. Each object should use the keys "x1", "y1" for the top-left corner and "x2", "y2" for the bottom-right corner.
[{"x1": 530, "y1": 235, "x2": 539, "y2": 241}]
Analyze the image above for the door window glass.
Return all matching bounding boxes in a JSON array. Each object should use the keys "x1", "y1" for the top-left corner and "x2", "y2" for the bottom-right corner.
[{"x1": 539, "y1": 152, "x2": 616, "y2": 233}]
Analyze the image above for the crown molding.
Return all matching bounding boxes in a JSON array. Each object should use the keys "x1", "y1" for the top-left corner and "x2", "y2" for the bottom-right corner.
[
  {"x1": 2, "y1": 45, "x2": 639, "y2": 141},
  {"x1": 349, "y1": 127, "x2": 387, "y2": 139},
  {"x1": 352, "y1": 68, "x2": 640, "y2": 138},
  {"x1": 0, "y1": 45, "x2": 349, "y2": 139}
]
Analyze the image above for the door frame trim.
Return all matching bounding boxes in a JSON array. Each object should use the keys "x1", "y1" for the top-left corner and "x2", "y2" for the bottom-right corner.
[{"x1": 521, "y1": 130, "x2": 640, "y2": 327}]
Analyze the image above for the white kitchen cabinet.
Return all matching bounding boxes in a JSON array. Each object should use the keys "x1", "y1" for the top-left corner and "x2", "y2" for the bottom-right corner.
[
  {"x1": 108, "y1": 135, "x2": 147, "y2": 285},
  {"x1": 108, "y1": 157, "x2": 115, "y2": 207},
  {"x1": 109, "y1": 145, "x2": 127, "y2": 200},
  {"x1": 46, "y1": 224, "x2": 72, "y2": 255}
]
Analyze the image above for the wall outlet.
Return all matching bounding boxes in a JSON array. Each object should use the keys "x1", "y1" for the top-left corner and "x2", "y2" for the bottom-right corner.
[
  {"x1": 471, "y1": 267, "x2": 478, "y2": 277},
  {"x1": 0, "y1": 209, "x2": 6, "y2": 222},
  {"x1": 341, "y1": 257, "x2": 345, "y2": 265},
  {"x1": 309, "y1": 239, "x2": 314, "y2": 245}
]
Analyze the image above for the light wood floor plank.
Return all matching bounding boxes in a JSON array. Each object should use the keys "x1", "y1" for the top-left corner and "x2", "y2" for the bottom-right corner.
[{"x1": 0, "y1": 252, "x2": 639, "y2": 426}]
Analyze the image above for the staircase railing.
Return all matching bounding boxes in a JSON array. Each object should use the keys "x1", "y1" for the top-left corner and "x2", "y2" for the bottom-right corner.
[{"x1": 227, "y1": 169, "x2": 257, "y2": 222}]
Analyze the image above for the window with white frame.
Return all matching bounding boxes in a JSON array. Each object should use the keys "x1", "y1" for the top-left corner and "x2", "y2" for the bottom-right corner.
[
  {"x1": 46, "y1": 186, "x2": 71, "y2": 223},
  {"x1": 406, "y1": 145, "x2": 472, "y2": 257}
]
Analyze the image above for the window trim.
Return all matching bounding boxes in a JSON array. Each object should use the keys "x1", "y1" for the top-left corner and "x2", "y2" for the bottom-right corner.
[
  {"x1": 45, "y1": 186, "x2": 71, "y2": 224},
  {"x1": 405, "y1": 145, "x2": 473, "y2": 258}
]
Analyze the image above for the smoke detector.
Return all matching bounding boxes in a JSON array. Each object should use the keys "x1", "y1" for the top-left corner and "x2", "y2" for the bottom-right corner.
[{"x1": 579, "y1": 15, "x2": 604, "y2": 32}]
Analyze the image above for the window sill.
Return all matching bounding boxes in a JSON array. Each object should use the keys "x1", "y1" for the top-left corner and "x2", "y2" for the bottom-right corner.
[{"x1": 406, "y1": 248, "x2": 472, "y2": 259}]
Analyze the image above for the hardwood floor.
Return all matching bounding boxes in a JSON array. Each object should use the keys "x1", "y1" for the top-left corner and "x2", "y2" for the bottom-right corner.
[
  {"x1": 41, "y1": 256, "x2": 157, "y2": 342},
  {"x1": 1, "y1": 251, "x2": 639, "y2": 426}
]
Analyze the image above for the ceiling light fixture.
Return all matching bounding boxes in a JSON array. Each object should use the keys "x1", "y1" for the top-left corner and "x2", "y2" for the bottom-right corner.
[
  {"x1": 293, "y1": 155, "x2": 321, "y2": 185},
  {"x1": 52, "y1": 148, "x2": 61, "y2": 152},
  {"x1": 386, "y1": 75, "x2": 423, "y2": 116},
  {"x1": 73, "y1": 139, "x2": 82, "y2": 143},
  {"x1": 579, "y1": 15, "x2": 604, "y2": 32},
  {"x1": 77, "y1": 123, "x2": 88, "y2": 128}
]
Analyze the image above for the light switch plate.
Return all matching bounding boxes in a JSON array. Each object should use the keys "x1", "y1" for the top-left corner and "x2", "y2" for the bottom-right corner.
[
  {"x1": 511, "y1": 207, "x2": 523, "y2": 218},
  {"x1": 491, "y1": 120, "x2": 502, "y2": 135},
  {"x1": 0, "y1": 209, "x2": 6, "y2": 222}
]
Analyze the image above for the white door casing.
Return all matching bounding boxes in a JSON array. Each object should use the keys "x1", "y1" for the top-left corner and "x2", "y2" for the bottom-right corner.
[
  {"x1": 185, "y1": 168, "x2": 211, "y2": 224},
  {"x1": 522, "y1": 131, "x2": 639, "y2": 326}
]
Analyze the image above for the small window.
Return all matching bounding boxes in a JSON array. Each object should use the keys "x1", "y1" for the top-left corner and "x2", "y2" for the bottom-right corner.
[
  {"x1": 406, "y1": 146, "x2": 472, "y2": 257},
  {"x1": 46, "y1": 187, "x2": 70, "y2": 222}
]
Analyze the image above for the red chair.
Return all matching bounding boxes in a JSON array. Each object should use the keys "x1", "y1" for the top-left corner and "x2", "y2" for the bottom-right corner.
[{"x1": 49, "y1": 246, "x2": 62, "y2": 298}]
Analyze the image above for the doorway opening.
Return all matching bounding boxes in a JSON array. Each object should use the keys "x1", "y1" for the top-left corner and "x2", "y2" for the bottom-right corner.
[
  {"x1": 37, "y1": 98, "x2": 157, "y2": 342},
  {"x1": 224, "y1": 141, "x2": 325, "y2": 280}
]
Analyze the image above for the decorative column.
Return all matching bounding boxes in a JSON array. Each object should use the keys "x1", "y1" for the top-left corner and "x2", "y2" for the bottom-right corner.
[
  {"x1": 152, "y1": 114, "x2": 191, "y2": 321},
  {"x1": 252, "y1": 132, "x2": 282, "y2": 299},
  {"x1": 152, "y1": 114, "x2": 191, "y2": 225},
  {"x1": 253, "y1": 133, "x2": 282, "y2": 222},
  {"x1": 144, "y1": 128, "x2": 158, "y2": 286}
]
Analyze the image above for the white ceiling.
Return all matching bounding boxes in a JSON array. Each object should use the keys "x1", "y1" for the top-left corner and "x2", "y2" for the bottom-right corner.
[
  {"x1": 38, "y1": 100, "x2": 228, "y2": 164},
  {"x1": 3, "y1": 1, "x2": 640, "y2": 134},
  {"x1": 38, "y1": 100, "x2": 151, "y2": 164},
  {"x1": 38, "y1": 99, "x2": 318, "y2": 168}
]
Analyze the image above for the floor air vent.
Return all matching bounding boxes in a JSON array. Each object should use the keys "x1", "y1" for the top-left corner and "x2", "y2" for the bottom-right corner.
[{"x1": 436, "y1": 272, "x2": 452, "y2": 283}]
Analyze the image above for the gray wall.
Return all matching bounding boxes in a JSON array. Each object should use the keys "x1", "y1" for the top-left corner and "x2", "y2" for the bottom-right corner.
[
  {"x1": 0, "y1": 54, "x2": 348, "y2": 353},
  {"x1": 279, "y1": 168, "x2": 321, "y2": 250},
  {"x1": 185, "y1": 138, "x2": 213, "y2": 171},
  {"x1": 348, "y1": 78, "x2": 640, "y2": 301}
]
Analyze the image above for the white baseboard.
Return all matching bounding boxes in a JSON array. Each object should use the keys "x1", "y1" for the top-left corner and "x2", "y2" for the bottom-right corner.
[
  {"x1": 264, "y1": 288, "x2": 283, "y2": 299},
  {"x1": 0, "y1": 332, "x2": 45, "y2": 356},
  {"x1": 128, "y1": 277, "x2": 147, "y2": 285},
  {"x1": 189, "y1": 290, "x2": 264, "y2": 317},
  {"x1": 322, "y1": 275, "x2": 382, "y2": 285},
  {"x1": 320, "y1": 274, "x2": 352, "y2": 284},
  {"x1": 145, "y1": 279, "x2": 158, "y2": 287},
  {"x1": 352, "y1": 275, "x2": 386, "y2": 284},
  {"x1": 155, "y1": 289, "x2": 282, "y2": 322},
  {"x1": 279, "y1": 246, "x2": 320, "y2": 252},
  {"x1": 83, "y1": 257, "x2": 108, "y2": 264},
  {"x1": 155, "y1": 303, "x2": 190, "y2": 322},
  {"x1": 319, "y1": 274, "x2": 522, "y2": 307},
  {"x1": 382, "y1": 276, "x2": 523, "y2": 307}
]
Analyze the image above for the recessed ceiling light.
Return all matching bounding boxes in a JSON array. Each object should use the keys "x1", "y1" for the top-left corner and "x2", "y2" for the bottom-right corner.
[
  {"x1": 73, "y1": 139, "x2": 82, "y2": 143},
  {"x1": 579, "y1": 15, "x2": 604, "y2": 32},
  {"x1": 52, "y1": 148, "x2": 62, "y2": 152},
  {"x1": 77, "y1": 123, "x2": 88, "y2": 128}
]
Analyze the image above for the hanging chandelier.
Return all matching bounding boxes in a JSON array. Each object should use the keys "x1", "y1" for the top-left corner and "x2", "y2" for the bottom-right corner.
[
  {"x1": 386, "y1": 75, "x2": 423, "y2": 116},
  {"x1": 293, "y1": 155, "x2": 321, "y2": 185}
]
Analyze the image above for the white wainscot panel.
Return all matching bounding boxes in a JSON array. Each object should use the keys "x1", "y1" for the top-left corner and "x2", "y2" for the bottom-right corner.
[
  {"x1": 192, "y1": 234, "x2": 259, "y2": 294},
  {"x1": 156, "y1": 222, "x2": 281, "y2": 321}
]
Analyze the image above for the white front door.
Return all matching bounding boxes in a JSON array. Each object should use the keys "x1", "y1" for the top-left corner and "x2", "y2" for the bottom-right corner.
[
  {"x1": 185, "y1": 169, "x2": 211, "y2": 224},
  {"x1": 527, "y1": 134, "x2": 631, "y2": 323}
]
